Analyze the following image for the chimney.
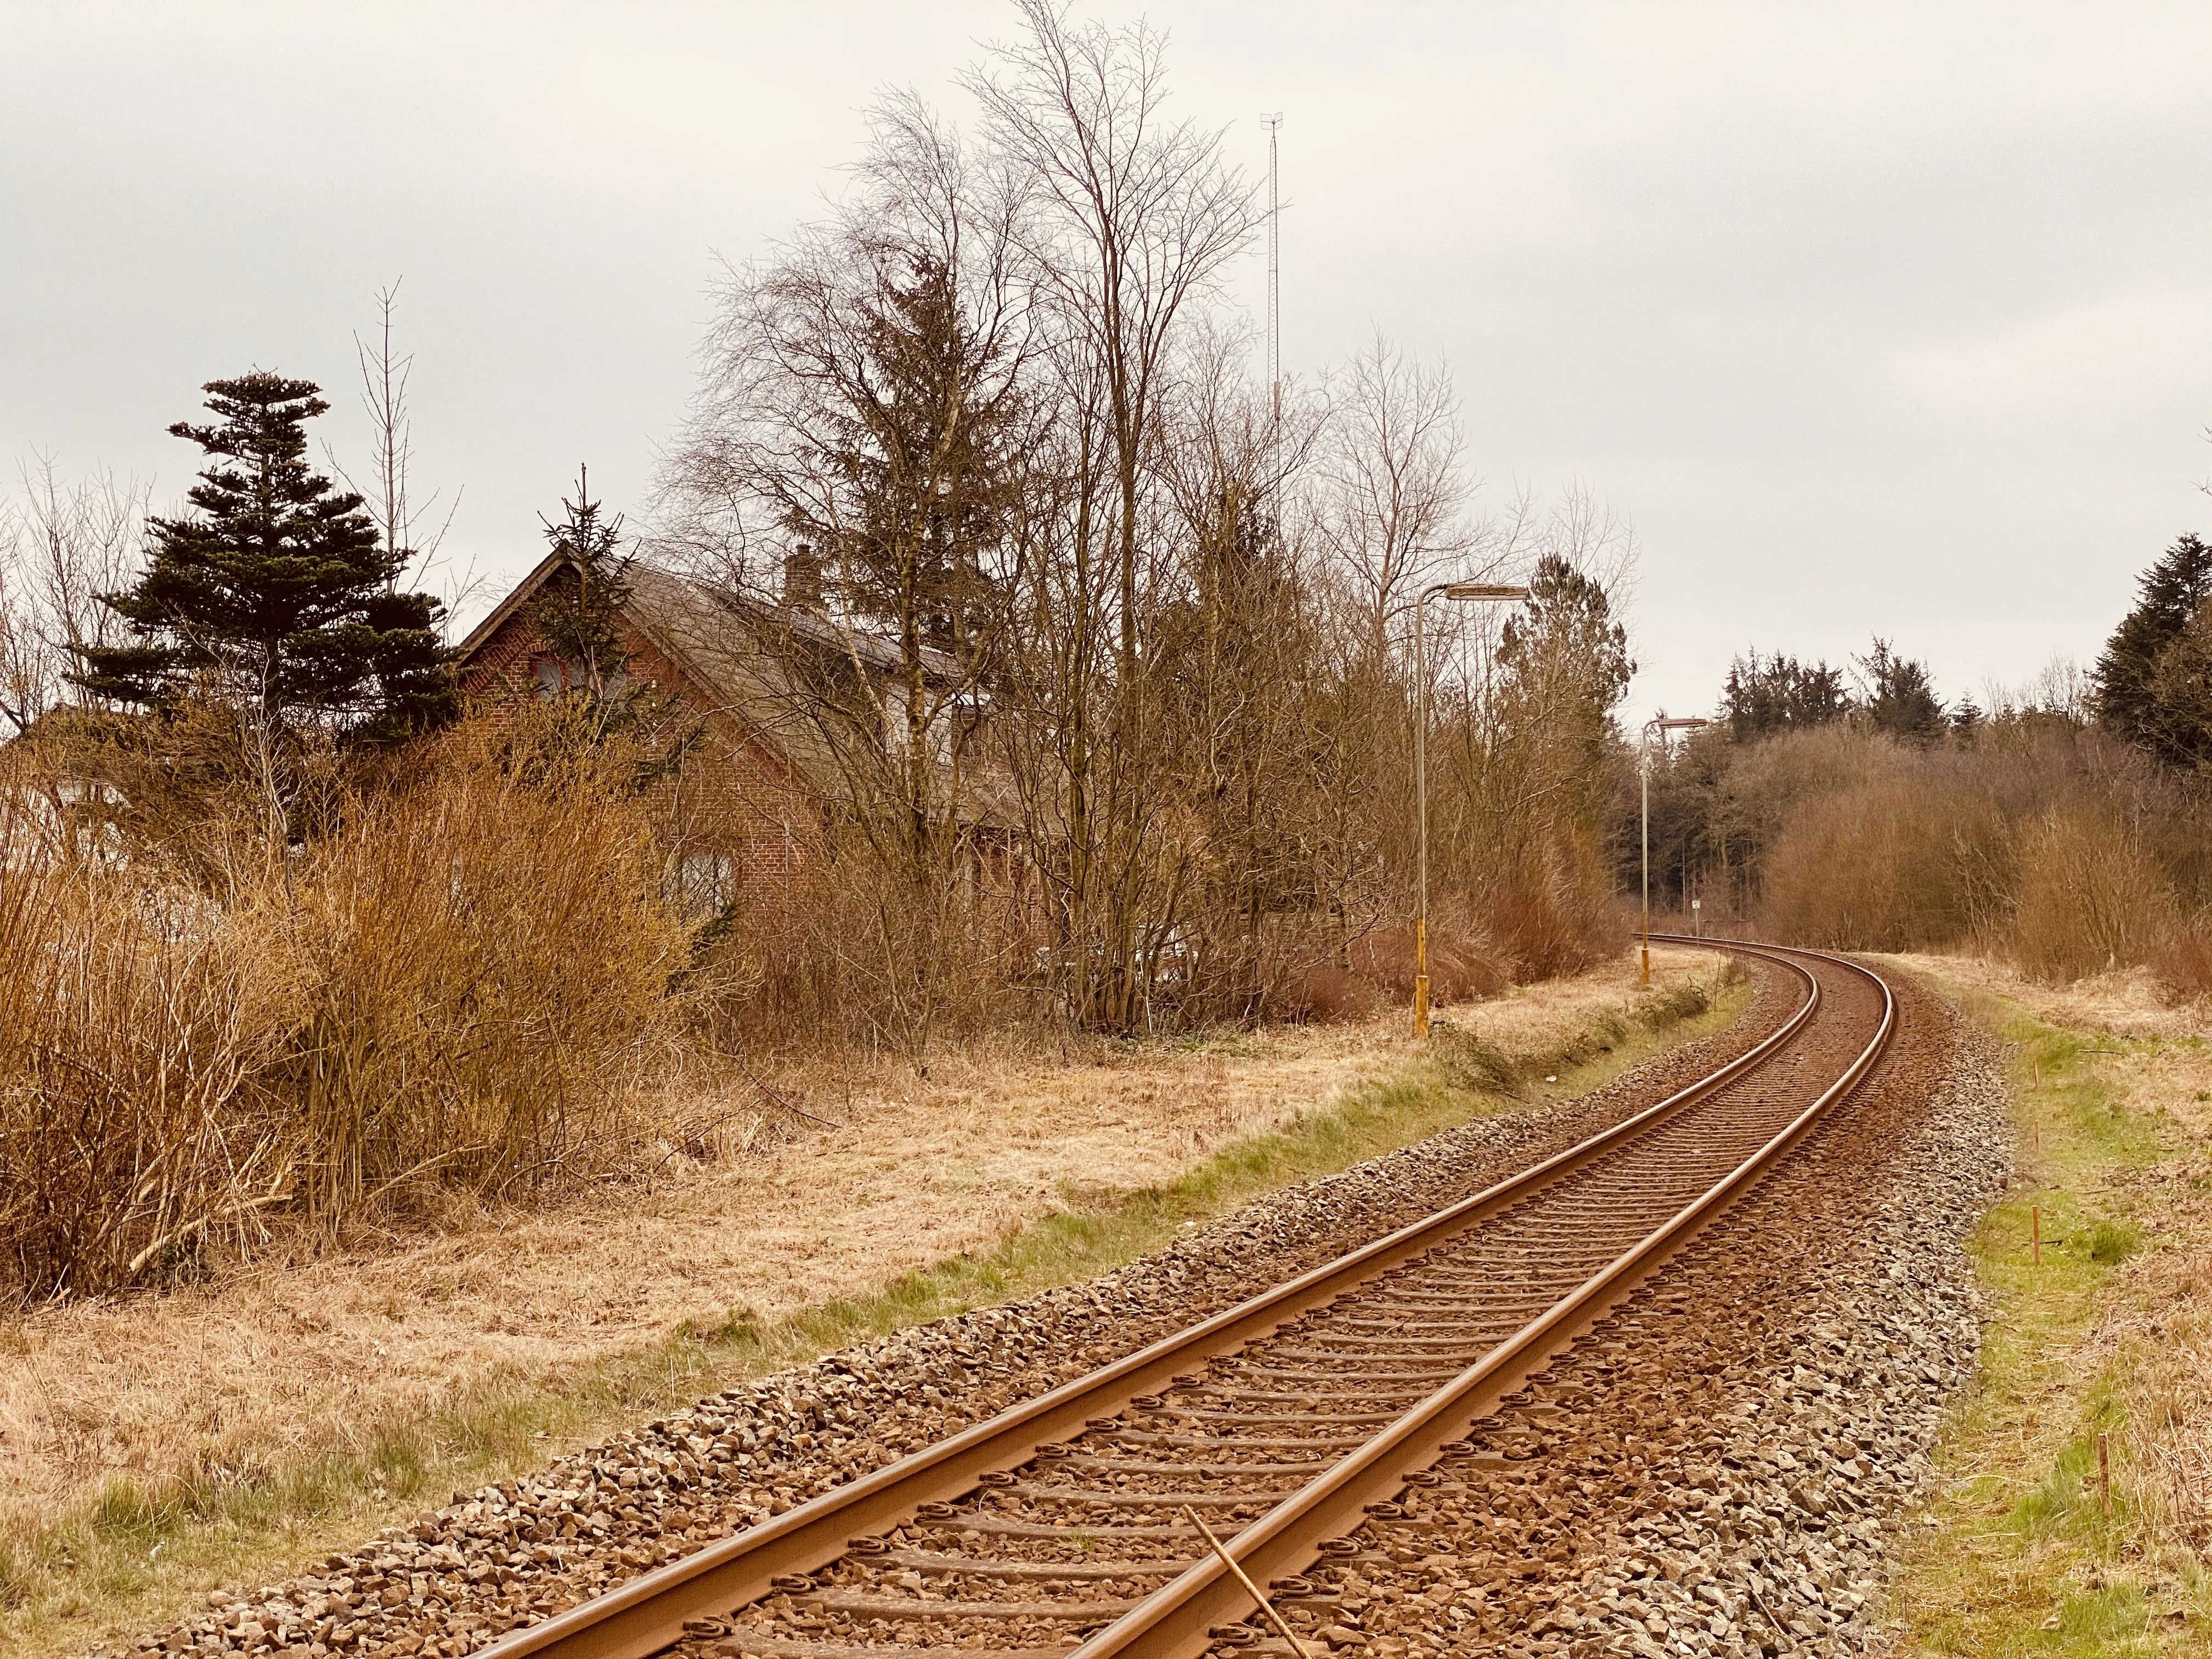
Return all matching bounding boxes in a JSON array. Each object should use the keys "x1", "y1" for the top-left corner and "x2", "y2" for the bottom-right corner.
[{"x1": 781, "y1": 543, "x2": 825, "y2": 612}]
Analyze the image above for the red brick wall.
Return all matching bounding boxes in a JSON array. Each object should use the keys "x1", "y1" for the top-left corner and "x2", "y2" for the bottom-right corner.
[{"x1": 458, "y1": 603, "x2": 819, "y2": 902}]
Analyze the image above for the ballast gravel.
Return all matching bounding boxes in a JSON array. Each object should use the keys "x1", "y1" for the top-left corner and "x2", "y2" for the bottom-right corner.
[{"x1": 1558, "y1": 991, "x2": 2007, "y2": 1659}]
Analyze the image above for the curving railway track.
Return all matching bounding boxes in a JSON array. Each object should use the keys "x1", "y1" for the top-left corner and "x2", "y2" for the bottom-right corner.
[{"x1": 469, "y1": 939, "x2": 1899, "y2": 1659}]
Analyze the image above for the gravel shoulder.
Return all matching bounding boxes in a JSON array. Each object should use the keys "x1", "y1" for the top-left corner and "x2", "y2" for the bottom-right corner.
[{"x1": 3, "y1": 946, "x2": 1735, "y2": 1658}]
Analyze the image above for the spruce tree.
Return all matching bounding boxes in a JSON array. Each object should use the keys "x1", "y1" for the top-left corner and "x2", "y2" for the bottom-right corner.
[
  {"x1": 784, "y1": 255, "x2": 1020, "y2": 665},
  {"x1": 2093, "y1": 533, "x2": 2212, "y2": 764},
  {"x1": 1856, "y1": 638, "x2": 1945, "y2": 746},
  {"x1": 528, "y1": 470, "x2": 633, "y2": 702},
  {"x1": 1719, "y1": 651, "x2": 1850, "y2": 740},
  {"x1": 70, "y1": 371, "x2": 456, "y2": 743}
]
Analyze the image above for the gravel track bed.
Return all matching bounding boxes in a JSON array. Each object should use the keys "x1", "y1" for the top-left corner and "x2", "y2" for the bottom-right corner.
[
  {"x1": 125, "y1": 972, "x2": 1792, "y2": 1659},
  {"x1": 1260, "y1": 967, "x2": 2006, "y2": 1659}
]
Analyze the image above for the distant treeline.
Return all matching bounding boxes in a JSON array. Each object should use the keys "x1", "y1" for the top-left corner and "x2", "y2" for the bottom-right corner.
[{"x1": 1632, "y1": 534, "x2": 2212, "y2": 990}]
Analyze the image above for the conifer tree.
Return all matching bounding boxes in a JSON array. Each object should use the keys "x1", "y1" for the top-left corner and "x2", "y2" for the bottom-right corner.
[
  {"x1": 527, "y1": 469, "x2": 634, "y2": 704},
  {"x1": 70, "y1": 371, "x2": 455, "y2": 743},
  {"x1": 1719, "y1": 651, "x2": 1850, "y2": 740},
  {"x1": 1856, "y1": 638, "x2": 1945, "y2": 746},
  {"x1": 2093, "y1": 533, "x2": 2212, "y2": 765}
]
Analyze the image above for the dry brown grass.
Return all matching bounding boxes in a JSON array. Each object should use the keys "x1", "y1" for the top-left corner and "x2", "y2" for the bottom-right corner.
[
  {"x1": 0, "y1": 945, "x2": 1727, "y2": 1654},
  {"x1": 1886, "y1": 952, "x2": 2207, "y2": 1041}
]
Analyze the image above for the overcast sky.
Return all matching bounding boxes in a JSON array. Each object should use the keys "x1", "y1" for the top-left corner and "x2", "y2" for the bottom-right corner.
[{"x1": 5, "y1": 2, "x2": 2209, "y2": 721}]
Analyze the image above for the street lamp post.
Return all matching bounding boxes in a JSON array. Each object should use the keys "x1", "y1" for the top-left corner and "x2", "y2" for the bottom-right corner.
[
  {"x1": 1640, "y1": 716, "x2": 1710, "y2": 985},
  {"x1": 1413, "y1": 580, "x2": 1530, "y2": 1036}
]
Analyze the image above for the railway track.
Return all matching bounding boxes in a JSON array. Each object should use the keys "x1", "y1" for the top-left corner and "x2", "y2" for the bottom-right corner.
[{"x1": 465, "y1": 939, "x2": 1895, "y2": 1659}]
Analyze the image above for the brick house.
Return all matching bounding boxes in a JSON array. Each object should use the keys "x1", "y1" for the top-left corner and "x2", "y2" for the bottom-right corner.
[{"x1": 454, "y1": 550, "x2": 1025, "y2": 914}]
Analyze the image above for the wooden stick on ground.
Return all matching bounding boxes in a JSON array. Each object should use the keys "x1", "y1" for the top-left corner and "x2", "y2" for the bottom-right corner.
[{"x1": 1180, "y1": 1505, "x2": 1315, "y2": 1658}]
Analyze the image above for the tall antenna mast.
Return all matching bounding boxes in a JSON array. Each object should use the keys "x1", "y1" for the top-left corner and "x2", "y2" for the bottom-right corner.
[{"x1": 1263, "y1": 112, "x2": 1283, "y2": 435}]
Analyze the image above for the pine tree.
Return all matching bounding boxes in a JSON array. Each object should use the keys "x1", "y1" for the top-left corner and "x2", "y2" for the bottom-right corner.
[
  {"x1": 70, "y1": 371, "x2": 455, "y2": 742},
  {"x1": 1719, "y1": 651, "x2": 1849, "y2": 740},
  {"x1": 528, "y1": 469, "x2": 634, "y2": 702},
  {"x1": 1857, "y1": 638, "x2": 1945, "y2": 746},
  {"x1": 2093, "y1": 533, "x2": 2212, "y2": 765},
  {"x1": 1497, "y1": 553, "x2": 1637, "y2": 786}
]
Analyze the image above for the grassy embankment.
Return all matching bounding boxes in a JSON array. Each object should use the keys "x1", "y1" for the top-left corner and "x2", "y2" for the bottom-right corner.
[
  {"x1": 1887, "y1": 972, "x2": 2212, "y2": 1656},
  {"x1": 2, "y1": 966, "x2": 1748, "y2": 1657}
]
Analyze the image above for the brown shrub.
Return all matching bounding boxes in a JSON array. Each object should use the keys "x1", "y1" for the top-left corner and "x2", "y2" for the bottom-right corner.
[
  {"x1": 2007, "y1": 805, "x2": 2180, "y2": 983},
  {"x1": 1482, "y1": 875, "x2": 1624, "y2": 981},
  {"x1": 0, "y1": 713, "x2": 712, "y2": 1302},
  {"x1": 1759, "y1": 773, "x2": 2009, "y2": 951},
  {"x1": 2151, "y1": 923, "x2": 2212, "y2": 1001},
  {"x1": 1347, "y1": 908, "x2": 1513, "y2": 1006},
  {"x1": 701, "y1": 830, "x2": 1032, "y2": 1051},
  {"x1": 1273, "y1": 963, "x2": 1385, "y2": 1024}
]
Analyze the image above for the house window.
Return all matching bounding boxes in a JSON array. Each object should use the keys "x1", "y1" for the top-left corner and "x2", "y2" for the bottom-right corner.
[
  {"x1": 532, "y1": 654, "x2": 629, "y2": 701},
  {"x1": 533, "y1": 655, "x2": 577, "y2": 698},
  {"x1": 676, "y1": 850, "x2": 735, "y2": 917}
]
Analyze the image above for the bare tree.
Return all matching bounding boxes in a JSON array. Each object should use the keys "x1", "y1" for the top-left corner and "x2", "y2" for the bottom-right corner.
[
  {"x1": 1314, "y1": 335, "x2": 1476, "y2": 661},
  {"x1": 334, "y1": 280, "x2": 461, "y2": 596},
  {"x1": 0, "y1": 454, "x2": 148, "y2": 735},
  {"x1": 966, "y1": 0, "x2": 1263, "y2": 1029},
  {"x1": 640, "y1": 4, "x2": 1645, "y2": 1038}
]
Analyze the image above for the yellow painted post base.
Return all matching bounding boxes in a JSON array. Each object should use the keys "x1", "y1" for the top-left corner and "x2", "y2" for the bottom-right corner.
[
  {"x1": 1639, "y1": 940, "x2": 1650, "y2": 986},
  {"x1": 1412, "y1": 973, "x2": 1431, "y2": 1037}
]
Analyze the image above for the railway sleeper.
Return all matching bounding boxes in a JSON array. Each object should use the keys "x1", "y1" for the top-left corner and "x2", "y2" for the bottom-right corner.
[
  {"x1": 881, "y1": 1549, "x2": 1200, "y2": 1582},
  {"x1": 795, "y1": 1590, "x2": 1136, "y2": 1622}
]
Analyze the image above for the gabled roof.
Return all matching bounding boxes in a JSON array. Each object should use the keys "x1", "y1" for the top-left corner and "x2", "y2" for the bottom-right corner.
[
  {"x1": 455, "y1": 552, "x2": 961, "y2": 687},
  {"x1": 455, "y1": 554, "x2": 1011, "y2": 823}
]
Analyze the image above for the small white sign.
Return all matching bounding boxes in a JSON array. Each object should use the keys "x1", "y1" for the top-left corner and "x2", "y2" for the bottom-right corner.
[{"x1": 1691, "y1": 900, "x2": 1702, "y2": 910}]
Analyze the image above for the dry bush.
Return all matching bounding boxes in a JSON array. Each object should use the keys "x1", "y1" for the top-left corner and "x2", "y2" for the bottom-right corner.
[
  {"x1": 1695, "y1": 721, "x2": 2212, "y2": 985},
  {"x1": 1346, "y1": 905, "x2": 1513, "y2": 1006},
  {"x1": 0, "y1": 713, "x2": 711, "y2": 1302},
  {"x1": 701, "y1": 826, "x2": 1032, "y2": 1052},
  {"x1": 1759, "y1": 772, "x2": 2010, "y2": 951},
  {"x1": 2150, "y1": 921, "x2": 2212, "y2": 1001},
  {"x1": 1276, "y1": 963, "x2": 1384, "y2": 1024},
  {"x1": 1481, "y1": 847, "x2": 1628, "y2": 981},
  {"x1": 2006, "y1": 805, "x2": 2181, "y2": 983}
]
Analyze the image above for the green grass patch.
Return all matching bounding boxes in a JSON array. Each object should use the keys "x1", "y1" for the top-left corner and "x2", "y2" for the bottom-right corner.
[
  {"x1": 0, "y1": 969, "x2": 1747, "y2": 1659},
  {"x1": 1884, "y1": 977, "x2": 2212, "y2": 1657}
]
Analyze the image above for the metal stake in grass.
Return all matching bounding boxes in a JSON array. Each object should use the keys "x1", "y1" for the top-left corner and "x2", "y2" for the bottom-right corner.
[
  {"x1": 2098, "y1": 1431, "x2": 2112, "y2": 1524},
  {"x1": 1180, "y1": 1504, "x2": 1314, "y2": 1658}
]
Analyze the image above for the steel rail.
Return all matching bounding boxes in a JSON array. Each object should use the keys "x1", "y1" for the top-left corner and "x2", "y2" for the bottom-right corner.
[
  {"x1": 1071, "y1": 940, "x2": 1894, "y2": 1658},
  {"x1": 476, "y1": 942, "x2": 1841, "y2": 1659}
]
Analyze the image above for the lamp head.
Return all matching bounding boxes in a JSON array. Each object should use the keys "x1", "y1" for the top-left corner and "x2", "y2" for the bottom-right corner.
[{"x1": 1441, "y1": 583, "x2": 1531, "y2": 602}]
